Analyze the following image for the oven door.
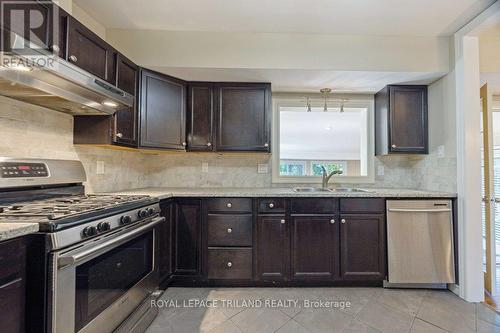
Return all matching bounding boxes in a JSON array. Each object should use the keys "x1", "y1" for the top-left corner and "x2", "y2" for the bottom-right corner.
[{"x1": 52, "y1": 216, "x2": 163, "y2": 333}]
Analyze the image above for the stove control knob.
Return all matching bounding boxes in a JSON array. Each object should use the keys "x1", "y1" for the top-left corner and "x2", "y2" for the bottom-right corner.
[
  {"x1": 120, "y1": 215, "x2": 132, "y2": 224},
  {"x1": 138, "y1": 210, "x2": 148, "y2": 218},
  {"x1": 97, "y1": 222, "x2": 111, "y2": 232},
  {"x1": 82, "y1": 226, "x2": 98, "y2": 238},
  {"x1": 147, "y1": 208, "x2": 155, "y2": 216}
]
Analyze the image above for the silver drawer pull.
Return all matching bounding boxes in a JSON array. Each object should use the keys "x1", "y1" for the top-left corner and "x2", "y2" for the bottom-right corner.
[
  {"x1": 280, "y1": 219, "x2": 285, "y2": 224},
  {"x1": 116, "y1": 133, "x2": 123, "y2": 138},
  {"x1": 227, "y1": 228, "x2": 232, "y2": 233},
  {"x1": 69, "y1": 55, "x2": 78, "y2": 62},
  {"x1": 341, "y1": 219, "x2": 346, "y2": 224},
  {"x1": 330, "y1": 219, "x2": 336, "y2": 224},
  {"x1": 269, "y1": 203, "x2": 274, "y2": 208},
  {"x1": 227, "y1": 261, "x2": 232, "y2": 268},
  {"x1": 207, "y1": 142, "x2": 212, "y2": 147},
  {"x1": 264, "y1": 143, "x2": 269, "y2": 147},
  {"x1": 391, "y1": 144, "x2": 397, "y2": 148},
  {"x1": 227, "y1": 203, "x2": 232, "y2": 208}
]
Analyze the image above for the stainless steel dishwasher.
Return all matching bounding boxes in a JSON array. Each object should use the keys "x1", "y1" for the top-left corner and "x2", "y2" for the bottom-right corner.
[{"x1": 385, "y1": 200, "x2": 455, "y2": 287}]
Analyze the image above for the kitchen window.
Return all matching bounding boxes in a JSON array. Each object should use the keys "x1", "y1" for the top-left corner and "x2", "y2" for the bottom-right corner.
[{"x1": 272, "y1": 95, "x2": 374, "y2": 184}]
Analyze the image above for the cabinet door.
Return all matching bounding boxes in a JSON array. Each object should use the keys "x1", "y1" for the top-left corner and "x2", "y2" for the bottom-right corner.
[
  {"x1": 389, "y1": 85, "x2": 428, "y2": 153},
  {"x1": 187, "y1": 84, "x2": 214, "y2": 151},
  {"x1": 291, "y1": 215, "x2": 339, "y2": 280},
  {"x1": 67, "y1": 16, "x2": 116, "y2": 83},
  {"x1": 1, "y1": 0, "x2": 57, "y2": 54},
  {"x1": 256, "y1": 215, "x2": 288, "y2": 281},
  {"x1": 139, "y1": 70, "x2": 186, "y2": 150},
  {"x1": 340, "y1": 214, "x2": 386, "y2": 280},
  {"x1": 216, "y1": 84, "x2": 271, "y2": 151},
  {"x1": 173, "y1": 200, "x2": 201, "y2": 275},
  {"x1": 159, "y1": 201, "x2": 173, "y2": 281},
  {"x1": 114, "y1": 55, "x2": 138, "y2": 146}
]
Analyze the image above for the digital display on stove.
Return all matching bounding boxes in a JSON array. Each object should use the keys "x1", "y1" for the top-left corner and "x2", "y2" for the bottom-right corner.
[{"x1": 0, "y1": 162, "x2": 48, "y2": 178}]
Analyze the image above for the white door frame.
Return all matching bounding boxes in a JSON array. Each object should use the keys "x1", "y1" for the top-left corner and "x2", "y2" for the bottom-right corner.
[{"x1": 454, "y1": 1, "x2": 500, "y2": 302}]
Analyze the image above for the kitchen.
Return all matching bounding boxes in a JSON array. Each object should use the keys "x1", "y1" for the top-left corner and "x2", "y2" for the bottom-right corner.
[{"x1": 0, "y1": 0, "x2": 497, "y2": 332}]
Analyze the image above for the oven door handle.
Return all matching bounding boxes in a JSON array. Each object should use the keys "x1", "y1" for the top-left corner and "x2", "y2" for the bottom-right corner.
[{"x1": 58, "y1": 216, "x2": 164, "y2": 268}]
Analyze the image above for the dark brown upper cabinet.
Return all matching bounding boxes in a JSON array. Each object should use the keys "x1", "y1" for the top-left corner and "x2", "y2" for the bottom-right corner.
[
  {"x1": 216, "y1": 83, "x2": 271, "y2": 152},
  {"x1": 187, "y1": 83, "x2": 215, "y2": 151},
  {"x1": 139, "y1": 69, "x2": 186, "y2": 150},
  {"x1": 375, "y1": 85, "x2": 428, "y2": 155},
  {"x1": 67, "y1": 16, "x2": 117, "y2": 84},
  {"x1": 114, "y1": 55, "x2": 139, "y2": 146},
  {"x1": 0, "y1": 0, "x2": 56, "y2": 53},
  {"x1": 339, "y1": 214, "x2": 386, "y2": 280}
]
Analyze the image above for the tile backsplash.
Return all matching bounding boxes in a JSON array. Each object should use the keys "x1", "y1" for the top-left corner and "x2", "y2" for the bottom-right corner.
[{"x1": 0, "y1": 96, "x2": 456, "y2": 193}]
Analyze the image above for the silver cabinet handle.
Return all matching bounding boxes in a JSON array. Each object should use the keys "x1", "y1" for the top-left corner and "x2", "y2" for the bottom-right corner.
[
  {"x1": 182, "y1": 142, "x2": 187, "y2": 147},
  {"x1": 69, "y1": 55, "x2": 78, "y2": 62},
  {"x1": 280, "y1": 219, "x2": 286, "y2": 224},
  {"x1": 227, "y1": 228, "x2": 232, "y2": 233},
  {"x1": 116, "y1": 133, "x2": 123, "y2": 138},
  {"x1": 207, "y1": 142, "x2": 212, "y2": 147},
  {"x1": 227, "y1": 202, "x2": 232, "y2": 208},
  {"x1": 52, "y1": 45, "x2": 60, "y2": 52},
  {"x1": 330, "y1": 219, "x2": 335, "y2": 224},
  {"x1": 227, "y1": 261, "x2": 232, "y2": 268},
  {"x1": 269, "y1": 203, "x2": 274, "y2": 208},
  {"x1": 341, "y1": 219, "x2": 346, "y2": 224},
  {"x1": 264, "y1": 143, "x2": 269, "y2": 147},
  {"x1": 388, "y1": 208, "x2": 451, "y2": 213},
  {"x1": 391, "y1": 144, "x2": 397, "y2": 148}
]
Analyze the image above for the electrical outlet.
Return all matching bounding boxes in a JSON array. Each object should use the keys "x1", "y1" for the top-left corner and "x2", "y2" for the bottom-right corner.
[
  {"x1": 202, "y1": 162, "x2": 209, "y2": 173},
  {"x1": 377, "y1": 165, "x2": 385, "y2": 176},
  {"x1": 96, "y1": 161, "x2": 105, "y2": 175},
  {"x1": 437, "y1": 145, "x2": 445, "y2": 158},
  {"x1": 258, "y1": 164, "x2": 269, "y2": 174}
]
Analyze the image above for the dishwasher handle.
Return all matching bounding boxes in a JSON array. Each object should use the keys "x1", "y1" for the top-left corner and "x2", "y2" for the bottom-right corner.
[{"x1": 388, "y1": 208, "x2": 451, "y2": 213}]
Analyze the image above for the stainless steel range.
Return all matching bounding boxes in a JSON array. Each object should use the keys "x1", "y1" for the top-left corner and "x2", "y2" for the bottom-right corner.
[{"x1": 0, "y1": 158, "x2": 163, "y2": 333}]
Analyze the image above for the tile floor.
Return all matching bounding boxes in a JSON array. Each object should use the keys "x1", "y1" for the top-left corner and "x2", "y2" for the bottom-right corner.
[{"x1": 146, "y1": 287, "x2": 500, "y2": 333}]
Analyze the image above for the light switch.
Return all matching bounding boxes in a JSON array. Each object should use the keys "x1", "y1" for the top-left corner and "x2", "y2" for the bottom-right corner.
[
  {"x1": 377, "y1": 165, "x2": 384, "y2": 176},
  {"x1": 258, "y1": 164, "x2": 269, "y2": 174},
  {"x1": 202, "y1": 162, "x2": 209, "y2": 173},
  {"x1": 96, "y1": 161, "x2": 105, "y2": 175}
]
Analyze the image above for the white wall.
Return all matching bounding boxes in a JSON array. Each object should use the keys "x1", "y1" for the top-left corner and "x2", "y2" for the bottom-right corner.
[{"x1": 106, "y1": 29, "x2": 450, "y2": 73}]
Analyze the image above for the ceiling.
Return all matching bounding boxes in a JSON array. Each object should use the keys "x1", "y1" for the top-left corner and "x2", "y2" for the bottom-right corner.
[
  {"x1": 74, "y1": 0, "x2": 495, "y2": 37},
  {"x1": 152, "y1": 68, "x2": 445, "y2": 93}
]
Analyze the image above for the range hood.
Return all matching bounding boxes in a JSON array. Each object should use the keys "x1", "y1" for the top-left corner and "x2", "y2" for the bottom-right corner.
[{"x1": 0, "y1": 51, "x2": 134, "y2": 115}]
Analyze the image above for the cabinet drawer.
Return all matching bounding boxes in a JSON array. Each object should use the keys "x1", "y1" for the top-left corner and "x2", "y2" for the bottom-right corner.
[
  {"x1": 290, "y1": 198, "x2": 338, "y2": 214},
  {"x1": 207, "y1": 248, "x2": 252, "y2": 280},
  {"x1": 0, "y1": 238, "x2": 26, "y2": 285},
  {"x1": 208, "y1": 214, "x2": 252, "y2": 246},
  {"x1": 340, "y1": 199, "x2": 385, "y2": 214},
  {"x1": 258, "y1": 198, "x2": 285, "y2": 213},
  {"x1": 206, "y1": 198, "x2": 252, "y2": 213}
]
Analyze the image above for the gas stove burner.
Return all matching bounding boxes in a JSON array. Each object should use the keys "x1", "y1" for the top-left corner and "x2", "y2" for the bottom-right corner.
[{"x1": 0, "y1": 193, "x2": 157, "y2": 230}]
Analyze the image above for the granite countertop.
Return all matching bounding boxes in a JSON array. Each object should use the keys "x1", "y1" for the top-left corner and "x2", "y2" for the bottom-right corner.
[
  {"x1": 0, "y1": 223, "x2": 39, "y2": 242},
  {"x1": 105, "y1": 187, "x2": 457, "y2": 200}
]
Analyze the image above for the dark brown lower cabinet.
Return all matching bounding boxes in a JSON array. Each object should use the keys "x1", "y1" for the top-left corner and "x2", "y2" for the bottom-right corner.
[
  {"x1": 340, "y1": 214, "x2": 386, "y2": 280},
  {"x1": 159, "y1": 201, "x2": 173, "y2": 281},
  {"x1": 255, "y1": 215, "x2": 288, "y2": 281},
  {"x1": 0, "y1": 237, "x2": 27, "y2": 333},
  {"x1": 290, "y1": 215, "x2": 339, "y2": 281},
  {"x1": 173, "y1": 200, "x2": 202, "y2": 276}
]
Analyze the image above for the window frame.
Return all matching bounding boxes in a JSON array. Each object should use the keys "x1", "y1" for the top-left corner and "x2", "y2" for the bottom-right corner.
[{"x1": 271, "y1": 93, "x2": 375, "y2": 184}]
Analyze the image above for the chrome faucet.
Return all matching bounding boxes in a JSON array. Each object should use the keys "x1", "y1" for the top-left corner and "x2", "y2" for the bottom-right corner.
[{"x1": 320, "y1": 166, "x2": 342, "y2": 190}]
